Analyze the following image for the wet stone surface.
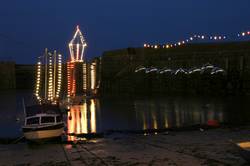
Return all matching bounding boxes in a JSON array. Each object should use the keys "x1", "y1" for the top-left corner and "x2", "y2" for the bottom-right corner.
[{"x1": 1, "y1": 127, "x2": 249, "y2": 166}]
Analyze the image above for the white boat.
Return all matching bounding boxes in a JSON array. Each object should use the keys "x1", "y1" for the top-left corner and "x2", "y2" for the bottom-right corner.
[
  {"x1": 22, "y1": 113, "x2": 64, "y2": 141},
  {"x1": 22, "y1": 104, "x2": 64, "y2": 141}
]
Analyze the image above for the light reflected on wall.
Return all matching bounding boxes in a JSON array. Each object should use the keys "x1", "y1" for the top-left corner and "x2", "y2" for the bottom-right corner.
[
  {"x1": 174, "y1": 103, "x2": 181, "y2": 127},
  {"x1": 90, "y1": 99, "x2": 96, "y2": 133},
  {"x1": 142, "y1": 112, "x2": 147, "y2": 130},
  {"x1": 135, "y1": 101, "x2": 159, "y2": 131},
  {"x1": 80, "y1": 103, "x2": 88, "y2": 134},
  {"x1": 164, "y1": 111, "x2": 169, "y2": 128},
  {"x1": 151, "y1": 110, "x2": 158, "y2": 130}
]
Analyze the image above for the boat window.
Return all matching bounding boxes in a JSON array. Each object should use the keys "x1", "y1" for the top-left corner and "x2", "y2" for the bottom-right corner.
[
  {"x1": 56, "y1": 116, "x2": 62, "y2": 122},
  {"x1": 26, "y1": 117, "x2": 39, "y2": 125},
  {"x1": 41, "y1": 116, "x2": 55, "y2": 123}
]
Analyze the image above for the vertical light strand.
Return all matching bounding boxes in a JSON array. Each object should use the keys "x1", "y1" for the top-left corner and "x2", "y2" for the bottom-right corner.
[
  {"x1": 35, "y1": 60, "x2": 41, "y2": 101},
  {"x1": 69, "y1": 43, "x2": 74, "y2": 62},
  {"x1": 48, "y1": 54, "x2": 53, "y2": 101},
  {"x1": 83, "y1": 63, "x2": 87, "y2": 91},
  {"x1": 56, "y1": 54, "x2": 62, "y2": 98},
  {"x1": 76, "y1": 43, "x2": 79, "y2": 61},
  {"x1": 70, "y1": 63, "x2": 75, "y2": 96},
  {"x1": 53, "y1": 51, "x2": 57, "y2": 99},
  {"x1": 67, "y1": 62, "x2": 71, "y2": 97},
  {"x1": 72, "y1": 71, "x2": 76, "y2": 96},
  {"x1": 67, "y1": 62, "x2": 75, "y2": 96},
  {"x1": 44, "y1": 49, "x2": 48, "y2": 99},
  {"x1": 80, "y1": 44, "x2": 85, "y2": 61},
  {"x1": 90, "y1": 62, "x2": 96, "y2": 90}
]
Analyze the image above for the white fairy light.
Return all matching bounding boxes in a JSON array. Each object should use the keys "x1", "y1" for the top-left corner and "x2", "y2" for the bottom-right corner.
[{"x1": 35, "y1": 60, "x2": 42, "y2": 100}]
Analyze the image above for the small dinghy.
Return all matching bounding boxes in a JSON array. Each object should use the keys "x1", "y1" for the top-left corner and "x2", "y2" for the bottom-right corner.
[
  {"x1": 22, "y1": 104, "x2": 64, "y2": 141},
  {"x1": 236, "y1": 142, "x2": 250, "y2": 162}
]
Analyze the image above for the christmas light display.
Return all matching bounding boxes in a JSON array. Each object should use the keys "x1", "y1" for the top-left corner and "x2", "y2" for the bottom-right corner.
[
  {"x1": 35, "y1": 49, "x2": 62, "y2": 102},
  {"x1": 67, "y1": 26, "x2": 90, "y2": 97}
]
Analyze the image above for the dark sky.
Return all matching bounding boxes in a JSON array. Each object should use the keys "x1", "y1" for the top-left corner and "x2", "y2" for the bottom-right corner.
[{"x1": 0, "y1": 0, "x2": 250, "y2": 64}]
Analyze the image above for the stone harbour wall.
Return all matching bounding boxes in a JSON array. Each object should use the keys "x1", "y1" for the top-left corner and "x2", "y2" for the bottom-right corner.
[
  {"x1": 100, "y1": 42, "x2": 250, "y2": 96},
  {"x1": 0, "y1": 61, "x2": 16, "y2": 90}
]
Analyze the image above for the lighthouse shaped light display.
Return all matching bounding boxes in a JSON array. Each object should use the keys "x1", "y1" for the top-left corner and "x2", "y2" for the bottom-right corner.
[
  {"x1": 69, "y1": 25, "x2": 87, "y2": 62},
  {"x1": 67, "y1": 26, "x2": 88, "y2": 97}
]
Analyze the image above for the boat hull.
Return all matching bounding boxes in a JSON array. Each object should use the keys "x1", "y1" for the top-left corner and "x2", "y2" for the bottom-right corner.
[
  {"x1": 23, "y1": 124, "x2": 64, "y2": 141},
  {"x1": 239, "y1": 149, "x2": 250, "y2": 162},
  {"x1": 236, "y1": 142, "x2": 250, "y2": 162}
]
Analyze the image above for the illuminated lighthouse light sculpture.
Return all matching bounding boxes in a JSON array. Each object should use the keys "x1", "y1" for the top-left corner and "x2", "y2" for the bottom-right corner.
[
  {"x1": 69, "y1": 25, "x2": 87, "y2": 62},
  {"x1": 67, "y1": 26, "x2": 88, "y2": 97}
]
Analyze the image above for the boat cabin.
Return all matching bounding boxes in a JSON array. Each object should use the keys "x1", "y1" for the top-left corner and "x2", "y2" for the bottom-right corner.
[{"x1": 25, "y1": 114, "x2": 62, "y2": 126}]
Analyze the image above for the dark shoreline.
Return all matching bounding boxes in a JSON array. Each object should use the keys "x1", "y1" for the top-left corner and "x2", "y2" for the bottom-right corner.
[{"x1": 1, "y1": 124, "x2": 249, "y2": 145}]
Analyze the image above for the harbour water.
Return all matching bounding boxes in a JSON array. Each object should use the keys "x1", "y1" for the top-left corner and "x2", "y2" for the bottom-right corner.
[{"x1": 0, "y1": 90, "x2": 250, "y2": 140}]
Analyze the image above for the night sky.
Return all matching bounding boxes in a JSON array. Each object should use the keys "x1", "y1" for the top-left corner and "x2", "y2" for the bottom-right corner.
[{"x1": 0, "y1": 0, "x2": 250, "y2": 64}]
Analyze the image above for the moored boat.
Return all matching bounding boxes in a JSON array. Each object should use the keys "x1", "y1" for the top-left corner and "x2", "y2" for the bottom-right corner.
[
  {"x1": 23, "y1": 113, "x2": 64, "y2": 141},
  {"x1": 22, "y1": 104, "x2": 64, "y2": 141}
]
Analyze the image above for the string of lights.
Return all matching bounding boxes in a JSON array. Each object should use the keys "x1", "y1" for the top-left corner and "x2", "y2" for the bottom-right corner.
[
  {"x1": 144, "y1": 30, "x2": 250, "y2": 49},
  {"x1": 48, "y1": 54, "x2": 53, "y2": 101},
  {"x1": 35, "y1": 60, "x2": 41, "y2": 101},
  {"x1": 56, "y1": 54, "x2": 62, "y2": 98},
  {"x1": 135, "y1": 63, "x2": 225, "y2": 75},
  {"x1": 35, "y1": 50, "x2": 62, "y2": 102},
  {"x1": 83, "y1": 63, "x2": 87, "y2": 91},
  {"x1": 90, "y1": 62, "x2": 96, "y2": 90},
  {"x1": 67, "y1": 62, "x2": 75, "y2": 97}
]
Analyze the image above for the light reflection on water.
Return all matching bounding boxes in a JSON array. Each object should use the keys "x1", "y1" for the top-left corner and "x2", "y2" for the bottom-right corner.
[
  {"x1": 134, "y1": 99, "x2": 224, "y2": 131},
  {"x1": 65, "y1": 96, "x2": 249, "y2": 140},
  {"x1": 0, "y1": 90, "x2": 33, "y2": 138},
  {"x1": 66, "y1": 99, "x2": 100, "y2": 141}
]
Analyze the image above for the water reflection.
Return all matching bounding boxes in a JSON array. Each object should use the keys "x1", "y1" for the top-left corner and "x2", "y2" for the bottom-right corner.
[
  {"x1": 0, "y1": 90, "x2": 33, "y2": 138},
  {"x1": 66, "y1": 97, "x2": 249, "y2": 139},
  {"x1": 1, "y1": 91, "x2": 249, "y2": 139},
  {"x1": 134, "y1": 98, "x2": 225, "y2": 131},
  {"x1": 67, "y1": 99, "x2": 100, "y2": 141}
]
